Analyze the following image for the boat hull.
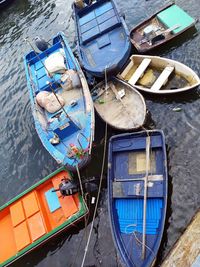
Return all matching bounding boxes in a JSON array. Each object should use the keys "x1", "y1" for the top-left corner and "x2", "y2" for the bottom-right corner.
[
  {"x1": 130, "y1": 4, "x2": 196, "y2": 54},
  {"x1": 91, "y1": 77, "x2": 146, "y2": 130},
  {"x1": 0, "y1": 167, "x2": 88, "y2": 267},
  {"x1": 118, "y1": 54, "x2": 200, "y2": 94},
  {"x1": 24, "y1": 32, "x2": 95, "y2": 171},
  {"x1": 108, "y1": 130, "x2": 168, "y2": 267},
  {"x1": 73, "y1": 0, "x2": 131, "y2": 78}
]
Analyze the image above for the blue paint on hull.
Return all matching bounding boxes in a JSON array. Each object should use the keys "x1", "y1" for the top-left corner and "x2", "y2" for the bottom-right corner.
[
  {"x1": 108, "y1": 130, "x2": 168, "y2": 267},
  {"x1": 24, "y1": 32, "x2": 94, "y2": 171},
  {"x1": 73, "y1": 0, "x2": 131, "y2": 77}
]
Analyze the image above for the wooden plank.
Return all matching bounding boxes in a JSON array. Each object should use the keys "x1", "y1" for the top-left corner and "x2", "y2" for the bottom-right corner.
[
  {"x1": 128, "y1": 58, "x2": 151, "y2": 85},
  {"x1": 114, "y1": 175, "x2": 163, "y2": 182},
  {"x1": 119, "y1": 59, "x2": 133, "y2": 79},
  {"x1": 151, "y1": 66, "x2": 174, "y2": 91},
  {"x1": 161, "y1": 210, "x2": 200, "y2": 267}
]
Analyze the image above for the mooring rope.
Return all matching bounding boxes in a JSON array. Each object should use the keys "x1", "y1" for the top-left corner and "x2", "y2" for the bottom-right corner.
[
  {"x1": 76, "y1": 164, "x2": 84, "y2": 199},
  {"x1": 80, "y1": 67, "x2": 108, "y2": 267}
]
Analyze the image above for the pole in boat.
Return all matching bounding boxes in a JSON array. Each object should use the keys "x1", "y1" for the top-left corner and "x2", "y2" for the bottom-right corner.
[
  {"x1": 24, "y1": 38, "x2": 81, "y2": 129},
  {"x1": 142, "y1": 135, "x2": 150, "y2": 259}
]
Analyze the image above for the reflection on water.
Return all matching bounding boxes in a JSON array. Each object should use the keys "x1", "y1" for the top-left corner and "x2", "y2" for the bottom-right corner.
[{"x1": 0, "y1": 0, "x2": 200, "y2": 266}]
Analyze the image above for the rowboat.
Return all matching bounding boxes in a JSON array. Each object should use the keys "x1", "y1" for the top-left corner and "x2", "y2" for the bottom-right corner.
[
  {"x1": 130, "y1": 4, "x2": 196, "y2": 54},
  {"x1": 118, "y1": 54, "x2": 200, "y2": 94},
  {"x1": 72, "y1": 0, "x2": 131, "y2": 77},
  {"x1": 24, "y1": 32, "x2": 95, "y2": 172},
  {"x1": 0, "y1": 167, "x2": 88, "y2": 267},
  {"x1": 91, "y1": 77, "x2": 146, "y2": 130},
  {"x1": 108, "y1": 130, "x2": 168, "y2": 267}
]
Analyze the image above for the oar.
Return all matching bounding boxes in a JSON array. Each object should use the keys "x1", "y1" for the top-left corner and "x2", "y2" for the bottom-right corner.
[{"x1": 142, "y1": 135, "x2": 150, "y2": 259}]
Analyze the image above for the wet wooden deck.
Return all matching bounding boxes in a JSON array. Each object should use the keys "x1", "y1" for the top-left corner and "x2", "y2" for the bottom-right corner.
[{"x1": 161, "y1": 210, "x2": 200, "y2": 267}]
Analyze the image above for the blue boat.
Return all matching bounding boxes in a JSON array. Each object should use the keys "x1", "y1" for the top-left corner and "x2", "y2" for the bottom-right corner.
[
  {"x1": 72, "y1": 0, "x2": 131, "y2": 78},
  {"x1": 108, "y1": 130, "x2": 168, "y2": 267},
  {"x1": 24, "y1": 32, "x2": 95, "y2": 172}
]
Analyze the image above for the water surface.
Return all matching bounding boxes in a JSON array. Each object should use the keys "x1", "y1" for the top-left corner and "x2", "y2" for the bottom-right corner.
[{"x1": 0, "y1": 0, "x2": 200, "y2": 266}]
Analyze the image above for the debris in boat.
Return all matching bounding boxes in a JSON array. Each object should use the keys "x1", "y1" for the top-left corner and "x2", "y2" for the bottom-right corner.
[
  {"x1": 49, "y1": 133, "x2": 60, "y2": 145},
  {"x1": 172, "y1": 107, "x2": 182, "y2": 112},
  {"x1": 98, "y1": 99, "x2": 105, "y2": 104},
  {"x1": 117, "y1": 89, "x2": 125, "y2": 99}
]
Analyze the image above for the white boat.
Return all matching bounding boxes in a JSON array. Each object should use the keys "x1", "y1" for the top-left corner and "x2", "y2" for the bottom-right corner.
[
  {"x1": 91, "y1": 77, "x2": 146, "y2": 131},
  {"x1": 118, "y1": 55, "x2": 200, "y2": 94}
]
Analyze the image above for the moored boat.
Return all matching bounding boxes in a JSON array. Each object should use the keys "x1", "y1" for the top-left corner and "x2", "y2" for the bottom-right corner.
[
  {"x1": 108, "y1": 130, "x2": 168, "y2": 267},
  {"x1": 72, "y1": 0, "x2": 131, "y2": 77},
  {"x1": 24, "y1": 32, "x2": 95, "y2": 172},
  {"x1": 118, "y1": 54, "x2": 200, "y2": 94},
  {"x1": 130, "y1": 4, "x2": 196, "y2": 54},
  {"x1": 91, "y1": 77, "x2": 146, "y2": 130},
  {"x1": 0, "y1": 167, "x2": 88, "y2": 267}
]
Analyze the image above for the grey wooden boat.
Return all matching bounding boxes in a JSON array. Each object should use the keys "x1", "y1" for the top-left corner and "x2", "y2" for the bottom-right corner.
[{"x1": 91, "y1": 77, "x2": 146, "y2": 130}]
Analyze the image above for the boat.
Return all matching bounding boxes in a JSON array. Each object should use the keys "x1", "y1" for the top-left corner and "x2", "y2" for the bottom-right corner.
[
  {"x1": 130, "y1": 3, "x2": 196, "y2": 53},
  {"x1": 91, "y1": 77, "x2": 146, "y2": 130},
  {"x1": 118, "y1": 54, "x2": 200, "y2": 94},
  {"x1": 72, "y1": 0, "x2": 131, "y2": 78},
  {"x1": 24, "y1": 32, "x2": 95, "y2": 172},
  {"x1": 0, "y1": 0, "x2": 14, "y2": 8},
  {"x1": 0, "y1": 167, "x2": 88, "y2": 267},
  {"x1": 108, "y1": 130, "x2": 168, "y2": 267}
]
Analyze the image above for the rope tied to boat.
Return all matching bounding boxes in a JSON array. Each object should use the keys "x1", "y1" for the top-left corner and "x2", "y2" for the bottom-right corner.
[{"x1": 80, "y1": 66, "x2": 108, "y2": 267}]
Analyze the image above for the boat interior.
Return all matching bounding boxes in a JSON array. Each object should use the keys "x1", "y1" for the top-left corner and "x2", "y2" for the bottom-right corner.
[
  {"x1": 0, "y1": 170, "x2": 81, "y2": 266},
  {"x1": 25, "y1": 35, "x2": 91, "y2": 164},
  {"x1": 110, "y1": 132, "x2": 166, "y2": 264},
  {"x1": 131, "y1": 5, "x2": 195, "y2": 50},
  {"x1": 93, "y1": 79, "x2": 146, "y2": 129},
  {"x1": 119, "y1": 55, "x2": 198, "y2": 92},
  {"x1": 76, "y1": 0, "x2": 129, "y2": 69}
]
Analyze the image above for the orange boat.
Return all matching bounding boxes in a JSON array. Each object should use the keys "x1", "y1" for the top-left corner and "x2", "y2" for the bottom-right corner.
[{"x1": 0, "y1": 167, "x2": 88, "y2": 267}]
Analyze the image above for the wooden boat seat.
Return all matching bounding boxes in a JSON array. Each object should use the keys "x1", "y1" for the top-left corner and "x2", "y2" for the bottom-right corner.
[
  {"x1": 128, "y1": 58, "x2": 151, "y2": 86},
  {"x1": 113, "y1": 175, "x2": 164, "y2": 198},
  {"x1": 151, "y1": 66, "x2": 174, "y2": 91}
]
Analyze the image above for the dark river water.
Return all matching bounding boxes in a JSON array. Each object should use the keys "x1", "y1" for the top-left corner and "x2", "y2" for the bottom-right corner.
[{"x1": 0, "y1": 0, "x2": 200, "y2": 266}]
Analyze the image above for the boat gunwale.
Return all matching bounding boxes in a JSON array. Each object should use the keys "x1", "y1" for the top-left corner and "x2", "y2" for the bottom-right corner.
[
  {"x1": 118, "y1": 55, "x2": 200, "y2": 94},
  {"x1": 23, "y1": 32, "x2": 95, "y2": 170},
  {"x1": 107, "y1": 130, "x2": 168, "y2": 267},
  {"x1": 129, "y1": 3, "x2": 196, "y2": 53},
  {"x1": 92, "y1": 77, "x2": 147, "y2": 130},
  {"x1": 0, "y1": 166, "x2": 88, "y2": 267}
]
